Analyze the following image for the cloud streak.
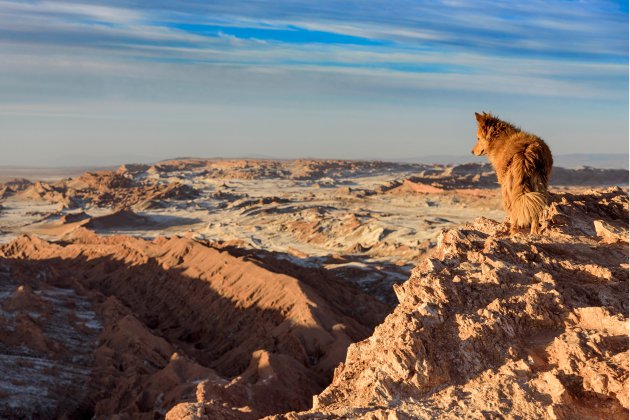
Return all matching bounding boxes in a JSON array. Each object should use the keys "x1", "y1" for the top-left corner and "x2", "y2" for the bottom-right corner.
[{"x1": 0, "y1": 0, "x2": 627, "y2": 163}]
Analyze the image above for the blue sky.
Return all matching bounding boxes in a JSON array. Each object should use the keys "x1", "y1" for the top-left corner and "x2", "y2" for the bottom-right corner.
[{"x1": 0, "y1": 0, "x2": 627, "y2": 165}]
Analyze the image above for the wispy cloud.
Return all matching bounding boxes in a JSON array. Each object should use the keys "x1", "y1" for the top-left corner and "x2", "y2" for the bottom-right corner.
[
  {"x1": 0, "y1": 0, "x2": 627, "y2": 162},
  {"x1": 1, "y1": 1, "x2": 625, "y2": 73},
  {"x1": 38, "y1": 1, "x2": 142, "y2": 24}
]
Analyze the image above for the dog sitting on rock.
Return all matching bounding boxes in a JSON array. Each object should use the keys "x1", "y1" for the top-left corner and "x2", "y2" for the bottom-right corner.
[{"x1": 472, "y1": 112, "x2": 553, "y2": 234}]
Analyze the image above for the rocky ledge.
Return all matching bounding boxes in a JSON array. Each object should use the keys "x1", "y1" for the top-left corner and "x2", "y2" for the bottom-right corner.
[{"x1": 274, "y1": 187, "x2": 628, "y2": 419}]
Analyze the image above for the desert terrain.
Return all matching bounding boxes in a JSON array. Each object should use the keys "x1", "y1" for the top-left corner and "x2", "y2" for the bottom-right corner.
[{"x1": 0, "y1": 159, "x2": 627, "y2": 419}]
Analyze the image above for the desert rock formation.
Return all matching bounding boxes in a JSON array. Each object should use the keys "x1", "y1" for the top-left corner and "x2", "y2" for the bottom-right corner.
[
  {"x1": 274, "y1": 187, "x2": 628, "y2": 419},
  {"x1": 0, "y1": 160, "x2": 627, "y2": 418}
]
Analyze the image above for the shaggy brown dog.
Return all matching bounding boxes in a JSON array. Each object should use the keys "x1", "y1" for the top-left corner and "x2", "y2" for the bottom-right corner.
[{"x1": 472, "y1": 112, "x2": 553, "y2": 234}]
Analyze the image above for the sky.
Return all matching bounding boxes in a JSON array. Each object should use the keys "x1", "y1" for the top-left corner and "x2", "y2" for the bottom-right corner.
[{"x1": 0, "y1": 0, "x2": 628, "y2": 166}]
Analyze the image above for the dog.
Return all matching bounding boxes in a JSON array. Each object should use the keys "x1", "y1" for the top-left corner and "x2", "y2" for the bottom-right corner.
[{"x1": 472, "y1": 112, "x2": 553, "y2": 235}]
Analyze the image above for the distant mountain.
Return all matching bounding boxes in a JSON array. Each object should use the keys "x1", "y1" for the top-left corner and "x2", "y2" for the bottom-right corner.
[
  {"x1": 0, "y1": 154, "x2": 163, "y2": 168},
  {"x1": 552, "y1": 154, "x2": 629, "y2": 170},
  {"x1": 387, "y1": 153, "x2": 628, "y2": 169},
  {"x1": 386, "y1": 155, "x2": 487, "y2": 165},
  {"x1": 1, "y1": 153, "x2": 626, "y2": 171}
]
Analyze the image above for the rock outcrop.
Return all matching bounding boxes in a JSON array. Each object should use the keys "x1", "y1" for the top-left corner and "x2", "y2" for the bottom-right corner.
[
  {"x1": 274, "y1": 187, "x2": 628, "y2": 419},
  {"x1": 3, "y1": 171, "x2": 200, "y2": 209}
]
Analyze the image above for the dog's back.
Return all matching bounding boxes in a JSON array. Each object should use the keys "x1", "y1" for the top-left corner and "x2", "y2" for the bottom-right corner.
[
  {"x1": 502, "y1": 132, "x2": 553, "y2": 233},
  {"x1": 473, "y1": 113, "x2": 553, "y2": 234}
]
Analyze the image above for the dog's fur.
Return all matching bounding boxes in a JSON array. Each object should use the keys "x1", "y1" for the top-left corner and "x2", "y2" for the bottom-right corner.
[{"x1": 472, "y1": 112, "x2": 553, "y2": 234}]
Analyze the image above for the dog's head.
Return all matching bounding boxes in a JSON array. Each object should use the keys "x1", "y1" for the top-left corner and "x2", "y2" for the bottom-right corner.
[
  {"x1": 472, "y1": 112, "x2": 492, "y2": 156},
  {"x1": 473, "y1": 112, "x2": 514, "y2": 155}
]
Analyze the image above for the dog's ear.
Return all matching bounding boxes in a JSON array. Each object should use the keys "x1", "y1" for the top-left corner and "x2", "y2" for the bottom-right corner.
[{"x1": 475, "y1": 112, "x2": 485, "y2": 123}]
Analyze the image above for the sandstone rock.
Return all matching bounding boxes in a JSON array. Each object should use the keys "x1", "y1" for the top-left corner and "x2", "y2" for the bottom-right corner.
[{"x1": 594, "y1": 219, "x2": 628, "y2": 243}]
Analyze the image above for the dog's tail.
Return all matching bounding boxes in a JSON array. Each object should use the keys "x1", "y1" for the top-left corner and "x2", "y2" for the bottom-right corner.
[{"x1": 510, "y1": 191, "x2": 547, "y2": 229}]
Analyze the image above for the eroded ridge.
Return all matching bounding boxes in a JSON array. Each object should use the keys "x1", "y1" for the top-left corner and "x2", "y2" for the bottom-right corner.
[{"x1": 0, "y1": 229, "x2": 388, "y2": 418}]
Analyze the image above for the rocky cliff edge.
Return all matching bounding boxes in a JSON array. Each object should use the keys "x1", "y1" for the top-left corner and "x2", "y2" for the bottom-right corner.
[{"x1": 273, "y1": 187, "x2": 629, "y2": 419}]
